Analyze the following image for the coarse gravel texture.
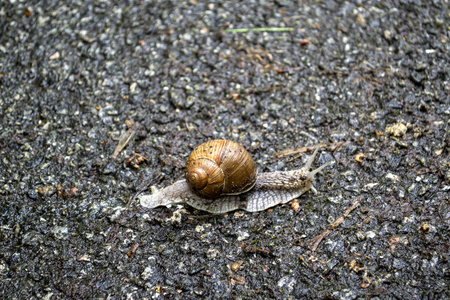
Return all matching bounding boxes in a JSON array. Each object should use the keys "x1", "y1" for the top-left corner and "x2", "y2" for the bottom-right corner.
[{"x1": 1, "y1": 0, "x2": 449, "y2": 299}]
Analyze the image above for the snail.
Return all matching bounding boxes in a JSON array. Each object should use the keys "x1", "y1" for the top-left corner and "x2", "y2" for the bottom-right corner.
[{"x1": 139, "y1": 140, "x2": 332, "y2": 214}]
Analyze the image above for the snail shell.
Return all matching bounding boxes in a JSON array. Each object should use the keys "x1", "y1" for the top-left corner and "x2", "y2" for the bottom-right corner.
[
  {"x1": 185, "y1": 140, "x2": 257, "y2": 199},
  {"x1": 140, "y1": 142, "x2": 332, "y2": 214}
]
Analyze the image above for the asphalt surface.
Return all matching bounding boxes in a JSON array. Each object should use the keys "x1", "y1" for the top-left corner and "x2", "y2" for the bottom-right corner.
[{"x1": 1, "y1": 0, "x2": 449, "y2": 299}]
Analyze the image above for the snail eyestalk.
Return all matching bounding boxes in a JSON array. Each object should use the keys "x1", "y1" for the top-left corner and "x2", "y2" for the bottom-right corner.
[
  {"x1": 304, "y1": 144, "x2": 322, "y2": 171},
  {"x1": 307, "y1": 161, "x2": 332, "y2": 180}
]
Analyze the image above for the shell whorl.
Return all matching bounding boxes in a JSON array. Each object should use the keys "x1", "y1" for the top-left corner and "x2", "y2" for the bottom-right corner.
[
  {"x1": 185, "y1": 140, "x2": 257, "y2": 199},
  {"x1": 186, "y1": 167, "x2": 208, "y2": 190},
  {"x1": 186, "y1": 157, "x2": 225, "y2": 198}
]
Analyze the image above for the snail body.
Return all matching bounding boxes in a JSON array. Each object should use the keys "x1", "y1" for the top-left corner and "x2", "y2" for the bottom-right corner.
[{"x1": 140, "y1": 140, "x2": 332, "y2": 214}]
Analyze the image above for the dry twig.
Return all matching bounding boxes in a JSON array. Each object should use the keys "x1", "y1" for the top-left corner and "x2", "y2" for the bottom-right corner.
[
  {"x1": 309, "y1": 197, "x2": 362, "y2": 252},
  {"x1": 111, "y1": 121, "x2": 139, "y2": 159}
]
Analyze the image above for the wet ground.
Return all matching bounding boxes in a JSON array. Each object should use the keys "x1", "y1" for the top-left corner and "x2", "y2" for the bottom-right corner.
[{"x1": 1, "y1": 0, "x2": 449, "y2": 299}]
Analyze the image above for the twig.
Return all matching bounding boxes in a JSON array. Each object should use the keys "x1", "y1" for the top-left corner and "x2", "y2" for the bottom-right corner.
[
  {"x1": 273, "y1": 145, "x2": 316, "y2": 158},
  {"x1": 273, "y1": 142, "x2": 348, "y2": 158},
  {"x1": 309, "y1": 197, "x2": 362, "y2": 252},
  {"x1": 239, "y1": 244, "x2": 272, "y2": 255},
  {"x1": 111, "y1": 122, "x2": 139, "y2": 159},
  {"x1": 246, "y1": 85, "x2": 284, "y2": 95},
  {"x1": 223, "y1": 27, "x2": 294, "y2": 33}
]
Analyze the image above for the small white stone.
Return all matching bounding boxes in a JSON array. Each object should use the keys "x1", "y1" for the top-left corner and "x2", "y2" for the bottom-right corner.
[
  {"x1": 49, "y1": 51, "x2": 60, "y2": 60},
  {"x1": 385, "y1": 173, "x2": 400, "y2": 182},
  {"x1": 236, "y1": 230, "x2": 249, "y2": 241},
  {"x1": 363, "y1": 183, "x2": 379, "y2": 189},
  {"x1": 130, "y1": 82, "x2": 137, "y2": 92},
  {"x1": 206, "y1": 248, "x2": 219, "y2": 259},
  {"x1": 365, "y1": 231, "x2": 376, "y2": 239}
]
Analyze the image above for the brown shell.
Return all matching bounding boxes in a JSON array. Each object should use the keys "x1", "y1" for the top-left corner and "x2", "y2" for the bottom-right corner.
[{"x1": 185, "y1": 140, "x2": 258, "y2": 199}]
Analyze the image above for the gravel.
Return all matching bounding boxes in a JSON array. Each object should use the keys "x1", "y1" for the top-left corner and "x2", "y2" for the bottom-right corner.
[{"x1": 1, "y1": 0, "x2": 449, "y2": 299}]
